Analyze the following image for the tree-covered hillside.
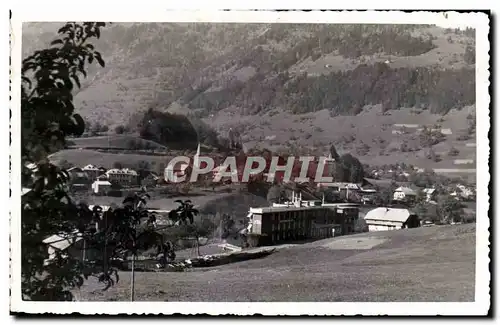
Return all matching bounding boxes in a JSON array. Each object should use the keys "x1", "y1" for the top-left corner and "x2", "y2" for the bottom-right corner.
[{"x1": 22, "y1": 23, "x2": 476, "y2": 127}]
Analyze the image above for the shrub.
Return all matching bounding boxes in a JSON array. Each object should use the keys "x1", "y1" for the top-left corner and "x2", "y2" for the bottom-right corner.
[
  {"x1": 115, "y1": 125, "x2": 126, "y2": 134},
  {"x1": 448, "y1": 146, "x2": 460, "y2": 156}
]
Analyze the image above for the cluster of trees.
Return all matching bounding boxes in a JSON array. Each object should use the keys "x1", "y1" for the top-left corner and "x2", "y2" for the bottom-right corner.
[
  {"x1": 464, "y1": 44, "x2": 475, "y2": 65},
  {"x1": 413, "y1": 192, "x2": 468, "y2": 224},
  {"x1": 21, "y1": 22, "x2": 126, "y2": 300},
  {"x1": 114, "y1": 125, "x2": 131, "y2": 134},
  {"x1": 283, "y1": 64, "x2": 475, "y2": 115},
  {"x1": 130, "y1": 108, "x2": 224, "y2": 150},
  {"x1": 262, "y1": 24, "x2": 436, "y2": 69},
  {"x1": 175, "y1": 24, "x2": 474, "y2": 118},
  {"x1": 419, "y1": 127, "x2": 447, "y2": 147},
  {"x1": 185, "y1": 62, "x2": 474, "y2": 117},
  {"x1": 137, "y1": 109, "x2": 199, "y2": 150},
  {"x1": 84, "y1": 121, "x2": 109, "y2": 136},
  {"x1": 333, "y1": 153, "x2": 365, "y2": 184}
]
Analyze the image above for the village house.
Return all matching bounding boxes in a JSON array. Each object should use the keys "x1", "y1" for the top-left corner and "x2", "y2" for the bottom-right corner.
[
  {"x1": 422, "y1": 188, "x2": 438, "y2": 203},
  {"x1": 393, "y1": 186, "x2": 417, "y2": 202},
  {"x1": 91, "y1": 179, "x2": 112, "y2": 194},
  {"x1": 82, "y1": 164, "x2": 100, "y2": 181},
  {"x1": 106, "y1": 168, "x2": 138, "y2": 186},
  {"x1": 450, "y1": 184, "x2": 475, "y2": 200},
  {"x1": 364, "y1": 207, "x2": 421, "y2": 231}
]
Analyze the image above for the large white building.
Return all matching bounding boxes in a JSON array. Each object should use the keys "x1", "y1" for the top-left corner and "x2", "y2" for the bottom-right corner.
[
  {"x1": 364, "y1": 207, "x2": 421, "y2": 232},
  {"x1": 105, "y1": 168, "x2": 138, "y2": 186}
]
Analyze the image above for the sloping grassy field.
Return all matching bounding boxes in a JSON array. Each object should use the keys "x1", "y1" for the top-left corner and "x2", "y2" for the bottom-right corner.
[
  {"x1": 77, "y1": 223, "x2": 475, "y2": 302},
  {"x1": 68, "y1": 135, "x2": 167, "y2": 150}
]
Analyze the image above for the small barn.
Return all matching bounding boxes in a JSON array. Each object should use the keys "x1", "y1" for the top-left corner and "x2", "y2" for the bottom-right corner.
[{"x1": 364, "y1": 207, "x2": 421, "y2": 232}]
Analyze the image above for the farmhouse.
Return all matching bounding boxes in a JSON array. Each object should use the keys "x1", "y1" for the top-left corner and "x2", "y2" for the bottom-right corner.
[
  {"x1": 364, "y1": 207, "x2": 421, "y2": 231},
  {"x1": 393, "y1": 186, "x2": 417, "y2": 202},
  {"x1": 422, "y1": 188, "x2": 438, "y2": 202}
]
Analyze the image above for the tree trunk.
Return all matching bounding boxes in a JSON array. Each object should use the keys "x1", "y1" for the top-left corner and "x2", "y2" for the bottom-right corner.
[
  {"x1": 130, "y1": 253, "x2": 136, "y2": 302},
  {"x1": 197, "y1": 235, "x2": 200, "y2": 256}
]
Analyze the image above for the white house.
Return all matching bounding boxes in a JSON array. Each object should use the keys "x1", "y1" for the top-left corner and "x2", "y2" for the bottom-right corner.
[
  {"x1": 82, "y1": 164, "x2": 100, "y2": 181},
  {"x1": 422, "y1": 188, "x2": 437, "y2": 202},
  {"x1": 393, "y1": 186, "x2": 417, "y2": 202},
  {"x1": 364, "y1": 207, "x2": 421, "y2": 231},
  {"x1": 105, "y1": 168, "x2": 138, "y2": 186},
  {"x1": 91, "y1": 180, "x2": 112, "y2": 194},
  {"x1": 450, "y1": 184, "x2": 475, "y2": 200}
]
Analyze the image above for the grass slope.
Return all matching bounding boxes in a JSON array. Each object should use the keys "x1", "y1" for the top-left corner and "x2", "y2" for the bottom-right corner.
[
  {"x1": 49, "y1": 149, "x2": 172, "y2": 169},
  {"x1": 69, "y1": 135, "x2": 167, "y2": 150},
  {"x1": 77, "y1": 223, "x2": 475, "y2": 302}
]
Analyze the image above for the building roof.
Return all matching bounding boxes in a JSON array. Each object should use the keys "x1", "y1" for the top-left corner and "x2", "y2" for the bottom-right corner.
[
  {"x1": 22, "y1": 188, "x2": 32, "y2": 196},
  {"x1": 250, "y1": 205, "x2": 328, "y2": 214},
  {"x1": 422, "y1": 188, "x2": 436, "y2": 194},
  {"x1": 394, "y1": 186, "x2": 417, "y2": 195},
  {"x1": 43, "y1": 232, "x2": 83, "y2": 251},
  {"x1": 328, "y1": 182, "x2": 361, "y2": 190},
  {"x1": 364, "y1": 207, "x2": 415, "y2": 223},
  {"x1": 106, "y1": 168, "x2": 138, "y2": 176},
  {"x1": 82, "y1": 164, "x2": 99, "y2": 170},
  {"x1": 93, "y1": 180, "x2": 112, "y2": 186}
]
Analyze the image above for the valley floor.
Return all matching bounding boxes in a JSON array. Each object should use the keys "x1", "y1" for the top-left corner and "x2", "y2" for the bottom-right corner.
[{"x1": 77, "y1": 224, "x2": 476, "y2": 302}]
